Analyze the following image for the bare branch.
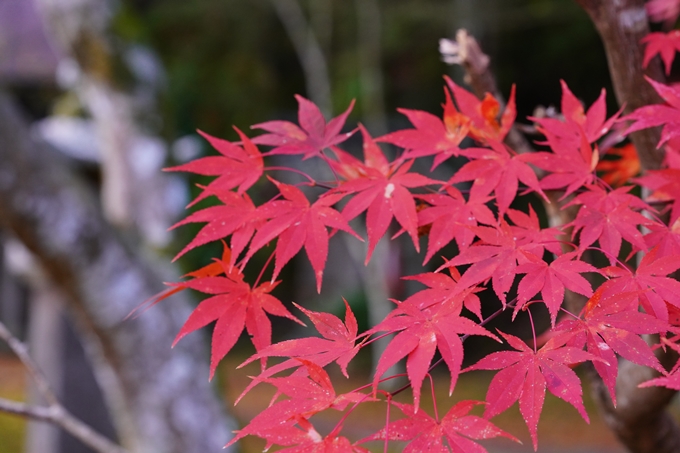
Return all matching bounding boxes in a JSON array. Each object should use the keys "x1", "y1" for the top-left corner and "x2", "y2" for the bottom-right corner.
[
  {"x1": 0, "y1": 317, "x2": 58, "y2": 407},
  {"x1": 0, "y1": 319, "x2": 128, "y2": 453},
  {"x1": 354, "y1": 0, "x2": 388, "y2": 136}
]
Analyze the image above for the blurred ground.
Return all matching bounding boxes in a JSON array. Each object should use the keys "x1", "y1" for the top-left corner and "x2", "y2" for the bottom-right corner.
[
  {"x1": 0, "y1": 356, "x2": 26, "y2": 453},
  {"x1": 222, "y1": 352, "x2": 624, "y2": 453}
]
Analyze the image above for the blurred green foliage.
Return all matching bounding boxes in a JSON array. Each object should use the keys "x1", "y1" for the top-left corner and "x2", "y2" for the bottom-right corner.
[
  {"x1": 0, "y1": 412, "x2": 25, "y2": 453},
  {"x1": 115, "y1": 0, "x2": 611, "y2": 139}
]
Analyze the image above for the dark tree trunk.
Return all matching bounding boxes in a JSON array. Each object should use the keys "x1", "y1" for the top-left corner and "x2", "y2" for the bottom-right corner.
[{"x1": 573, "y1": 1, "x2": 680, "y2": 452}]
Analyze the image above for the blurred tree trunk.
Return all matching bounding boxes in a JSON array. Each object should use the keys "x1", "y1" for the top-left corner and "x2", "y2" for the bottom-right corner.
[{"x1": 0, "y1": 92, "x2": 235, "y2": 453}]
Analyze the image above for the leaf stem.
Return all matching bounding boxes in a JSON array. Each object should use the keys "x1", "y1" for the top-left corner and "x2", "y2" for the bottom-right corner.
[
  {"x1": 254, "y1": 249, "x2": 276, "y2": 288},
  {"x1": 264, "y1": 166, "x2": 318, "y2": 185},
  {"x1": 428, "y1": 374, "x2": 439, "y2": 421},
  {"x1": 526, "y1": 306, "x2": 538, "y2": 354}
]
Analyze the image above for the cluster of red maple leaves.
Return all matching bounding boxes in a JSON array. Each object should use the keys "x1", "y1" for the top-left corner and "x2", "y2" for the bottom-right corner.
[{"x1": 161, "y1": 12, "x2": 680, "y2": 452}]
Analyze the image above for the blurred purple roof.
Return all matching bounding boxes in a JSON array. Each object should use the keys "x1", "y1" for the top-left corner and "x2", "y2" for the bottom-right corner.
[{"x1": 0, "y1": 0, "x2": 60, "y2": 83}]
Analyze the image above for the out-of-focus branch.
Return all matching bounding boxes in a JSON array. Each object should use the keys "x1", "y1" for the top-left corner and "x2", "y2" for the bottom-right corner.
[
  {"x1": 270, "y1": 0, "x2": 332, "y2": 115},
  {"x1": 354, "y1": 0, "x2": 388, "y2": 136},
  {"x1": 35, "y1": 0, "x2": 175, "y2": 246},
  {"x1": 0, "y1": 92, "x2": 233, "y2": 453},
  {"x1": 0, "y1": 320, "x2": 128, "y2": 453}
]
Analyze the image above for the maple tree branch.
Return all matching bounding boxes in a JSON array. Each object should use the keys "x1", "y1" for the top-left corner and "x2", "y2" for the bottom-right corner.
[
  {"x1": 0, "y1": 318, "x2": 58, "y2": 408},
  {"x1": 0, "y1": 320, "x2": 128, "y2": 453},
  {"x1": 441, "y1": 29, "x2": 533, "y2": 156},
  {"x1": 442, "y1": 28, "x2": 579, "y2": 242},
  {"x1": 575, "y1": 0, "x2": 665, "y2": 171},
  {"x1": 441, "y1": 28, "x2": 578, "y2": 258}
]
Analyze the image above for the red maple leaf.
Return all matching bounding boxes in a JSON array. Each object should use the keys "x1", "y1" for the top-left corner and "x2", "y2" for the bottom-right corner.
[
  {"x1": 555, "y1": 288, "x2": 667, "y2": 404},
  {"x1": 640, "y1": 370, "x2": 680, "y2": 391},
  {"x1": 644, "y1": 217, "x2": 680, "y2": 257},
  {"x1": 526, "y1": 127, "x2": 600, "y2": 198},
  {"x1": 466, "y1": 331, "x2": 599, "y2": 450},
  {"x1": 505, "y1": 205, "x2": 564, "y2": 257},
  {"x1": 439, "y1": 221, "x2": 530, "y2": 304},
  {"x1": 335, "y1": 126, "x2": 440, "y2": 262},
  {"x1": 646, "y1": 0, "x2": 680, "y2": 23},
  {"x1": 172, "y1": 263, "x2": 303, "y2": 378},
  {"x1": 624, "y1": 77, "x2": 680, "y2": 147},
  {"x1": 165, "y1": 128, "x2": 263, "y2": 203},
  {"x1": 416, "y1": 186, "x2": 495, "y2": 264},
  {"x1": 515, "y1": 251, "x2": 599, "y2": 326},
  {"x1": 236, "y1": 300, "x2": 360, "y2": 403},
  {"x1": 252, "y1": 95, "x2": 355, "y2": 158},
  {"x1": 169, "y1": 189, "x2": 257, "y2": 262},
  {"x1": 636, "y1": 167, "x2": 680, "y2": 223},
  {"x1": 368, "y1": 293, "x2": 498, "y2": 410},
  {"x1": 402, "y1": 270, "x2": 483, "y2": 320},
  {"x1": 378, "y1": 87, "x2": 470, "y2": 168},
  {"x1": 642, "y1": 31, "x2": 680, "y2": 75},
  {"x1": 640, "y1": 336, "x2": 680, "y2": 391},
  {"x1": 567, "y1": 185, "x2": 651, "y2": 262},
  {"x1": 444, "y1": 75, "x2": 516, "y2": 143},
  {"x1": 361, "y1": 400, "x2": 519, "y2": 452},
  {"x1": 244, "y1": 178, "x2": 361, "y2": 292},
  {"x1": 130, "y1": 241, "x2": 235, "y2": 317},
  {"x1": 275, "y1": 432, "x2": 370, "y2": 453},
  {"x1": 327, "y1": 140, "x2": 391, "y2": 182},
  {"x1": 532, "y1": 81, "x2": 620, "y2": 149},
  {"x1": 449, "y1": 139, "x2": 548, "y2": 216},
  {"x1": 228, "y1": 360, "x2": 366, "y2": 449},
  {"x1": 600, "y1": 246, "x2": 680, "y2": 322}
]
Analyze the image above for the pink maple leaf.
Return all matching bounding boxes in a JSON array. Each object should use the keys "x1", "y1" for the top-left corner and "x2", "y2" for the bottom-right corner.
[
  {"x1": 642, "y1": 31, "x2": 680, "y2": 75},
  {"x1": 555, "y1": 288, "x2": 667, "y2": 404},
  {"x1": 624, "y1": 77, "x2": 680, "y2": 147},
  {"x1": 235, "y1": 300, "x2": 360, "y2": 403},
  {"x1": 166, "y1": 128, "x2": 263, "y2": 203},
  {"x1": 252, "y1": 95, "x2": 355, "y2": 158},
  {"x1": 515, "y1": 251, "x2": 599, "y2": 326},
  {"x1": 379, "y1": 87, "x2": 470, "y2": 168},
  {"x1": 450, "y1": 139, "x2": 548, "y2": 216},
  {"x1": 244, "y1": 178, "x2": 362, "y2": 292},
  {"x1": 466, "y1": 331, "x2": 599, "y2": 450},
  {"x1": 360, "y1": 400, "x2": 519, "y2": 452},
  {"x1": 368, "y1": 294, "x2": 498, "y2": 410},
  {"x1": 444, "y1": 75, "x2": 516, "y2": 143},
  {"x1": 172, "y1": 264, "x2": 304, "y2": 378},
  {"x1": 334, "y1": 126, "x2": 440, "y2": 263}
]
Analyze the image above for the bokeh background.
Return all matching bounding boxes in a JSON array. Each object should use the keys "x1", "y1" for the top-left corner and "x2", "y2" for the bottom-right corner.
[{"x1": 0, "y1": 0, "x2": 635, "y2": 452}]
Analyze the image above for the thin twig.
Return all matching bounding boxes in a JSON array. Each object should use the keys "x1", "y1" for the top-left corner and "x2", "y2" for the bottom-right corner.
[
  {"x1": 0, "y1": 320, "x2": 58, "y2": 407},
  {"x1": 0, "y1": 319, "x2": 129, "y2": 453}
]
